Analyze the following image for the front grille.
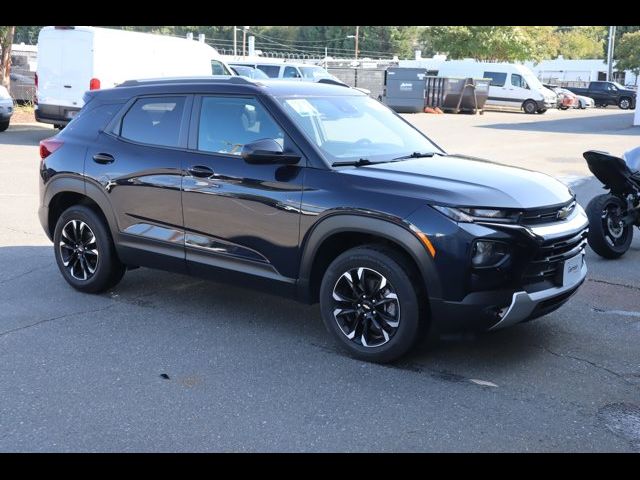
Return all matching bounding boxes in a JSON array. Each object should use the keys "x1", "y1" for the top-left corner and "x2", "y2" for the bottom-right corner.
[
  {"x1": 521, "y1": 229, "x2": 588, "y2": 284},
  {"x1": 521, "y1": 200, "x2": 576, "y2": 225}
]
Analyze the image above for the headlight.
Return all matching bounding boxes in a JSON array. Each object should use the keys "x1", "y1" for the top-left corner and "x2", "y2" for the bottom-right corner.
[
  {"x1": 432, "y1": 205, "x2": 520, "y2": 223},
  {"x1": 471, "y1": 240, "x2": 511, "y2": 268}
]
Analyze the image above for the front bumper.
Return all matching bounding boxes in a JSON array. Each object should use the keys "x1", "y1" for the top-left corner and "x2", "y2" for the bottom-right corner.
[
  {"x1": 536, "y1": 99, "x2": 558, "y2": 110},
  {"x1": 428, "y1": 206, "x2": 589, "y2": 333},
  {"x1": 0, "y1": 102, "x2": 13, "y2": 121}
]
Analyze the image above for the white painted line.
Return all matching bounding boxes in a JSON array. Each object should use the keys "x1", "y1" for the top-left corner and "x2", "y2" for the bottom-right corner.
[{"x1": 470, "y1": 379, "x2": 498, "y2": 387}]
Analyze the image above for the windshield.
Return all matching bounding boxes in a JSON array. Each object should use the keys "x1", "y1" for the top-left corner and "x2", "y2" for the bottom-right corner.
[
  {"x1": 523, "y1": 73, "x2": 544, "y2": 90},
  {"x1": 300, "y1": 66, "x2": 334, "y2": 80},
  {"x1": 233, "y1": 66, "x2": 269, "y2": 79},
  {"x1": 612, "y1": 81, "x2": 626, "y2": 90},
  {"x1": 277, "y1": 95, "x2": 442, "y2": 164}
]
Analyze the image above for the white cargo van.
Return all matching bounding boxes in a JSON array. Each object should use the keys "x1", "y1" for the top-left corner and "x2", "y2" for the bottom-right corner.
[
  {"x1": 433, "y1": 60, "x2": 557, "y2": 114},
  {"x1": 35, "y1": 26, "x2": 233, "y2": 126}
]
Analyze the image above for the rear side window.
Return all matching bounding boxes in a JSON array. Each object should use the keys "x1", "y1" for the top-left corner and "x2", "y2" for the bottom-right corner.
[
  {"x1": 591, "y1": 83, "x2": 606, "y2": 91},
  {"x1": 120, "y1": 97, "x2": 186, "y2": 148},
  {"x1": 256, "y1": 65, "x2": 281, "y2": 78},
  {"x1": 483, "y1": 71, "x2": 507, "y2": 87}
]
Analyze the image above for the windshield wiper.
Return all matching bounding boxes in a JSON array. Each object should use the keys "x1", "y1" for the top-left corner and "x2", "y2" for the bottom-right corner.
[
  {"x1": 392, "y1": 151, "x2": 443, "y2": 161},
  {"x1": 332, "y1": 158, "x2": 374, "y2": 167}
]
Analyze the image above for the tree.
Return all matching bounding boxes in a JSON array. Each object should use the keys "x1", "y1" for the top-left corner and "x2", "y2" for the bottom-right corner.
[
  {"x1": 0, "y1": 26, "x2": 15, "y2": 90},
  {"x1": 615, "y1": 31, "x2": 640, "y2": 85},
  {"x1": 557, "y1": 26, "x2": 606, "y2": 59},
  {"x1": 421, "y1": 26, "x2": 558, "y2": 62}
]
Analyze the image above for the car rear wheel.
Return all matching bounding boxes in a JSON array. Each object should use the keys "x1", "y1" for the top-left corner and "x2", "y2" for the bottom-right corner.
[
  {"x1": 523, "y1": 100, "x2": 537, "y2": 114},
  {"x1": 319, "y1": 245, "x2": 424, "y2": 363},
  {"x1": 618, "y1": 97, "x2": 632, "y2": 110},
  {"x1": 0, "y1": 120, "x2": 9, "y2": 132},
  {"x1": 53, "y1": 205, "x2": 126, "y2": 293}
]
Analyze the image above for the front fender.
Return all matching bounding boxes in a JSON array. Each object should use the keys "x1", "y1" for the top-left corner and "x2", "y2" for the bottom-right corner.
[{"x1": 297, "y1": 213, "x2": 442, "y2": 302}]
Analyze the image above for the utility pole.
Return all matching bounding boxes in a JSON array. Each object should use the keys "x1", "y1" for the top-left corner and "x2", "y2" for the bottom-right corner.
[
  {"x1": 233, "y1": 26, "x2": 237, "y2": 57},
  {"x1": 243, "y1": 26, "x2": 249, "y2": 58},
  {"x1": 355, "y1": 26, "x2": 359, "y2": 61},
  {"x1": 607, "y1": 26, "x2": 617, "y2": 81}
]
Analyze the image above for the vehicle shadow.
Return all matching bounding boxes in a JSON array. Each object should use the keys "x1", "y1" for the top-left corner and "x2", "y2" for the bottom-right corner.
[
  {"x1": 0, "y1": 124, "x2": 54, "y2": 146},
  {"x1": 0, "y1": 245, "x2": 562, "y2": 373},
  {"x1": 478, "y1": 112, "x2": 639, "y2": 136}
]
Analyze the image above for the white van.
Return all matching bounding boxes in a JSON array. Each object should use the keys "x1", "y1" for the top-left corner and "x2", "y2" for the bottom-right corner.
[
  {"x1": 35, "y1": 26, "x2": 233, "y2": 126},
  {"x1": 433, "y1": 60, "x2": 557, "y2": 114}
]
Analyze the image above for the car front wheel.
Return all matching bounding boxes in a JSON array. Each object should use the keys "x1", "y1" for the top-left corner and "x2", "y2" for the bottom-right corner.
[
  {"x1": 523, "y1": 100, "x2": 537, "y2": 114},
  {"x1": 0, "y1": 120, "x2": 9, "y2": 132},
  {"x1": 319, "y1": 245, "x2": 424, "y2": 363}
]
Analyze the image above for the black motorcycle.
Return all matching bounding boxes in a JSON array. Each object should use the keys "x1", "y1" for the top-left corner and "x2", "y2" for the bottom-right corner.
[{"x1": 584, "y1": 150, "x2": 640, "y2": 258}]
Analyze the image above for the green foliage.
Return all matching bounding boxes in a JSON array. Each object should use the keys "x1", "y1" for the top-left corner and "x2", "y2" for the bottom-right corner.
[
  {"x1": 557, "y1": 26, "x2": 606, "y2": 59},
  {"x1": 421, "y1": 26, "x2": 558, "y2": 62},
  {"x1": 615, "y1": 31, "x2": 640, "y2": 75}
]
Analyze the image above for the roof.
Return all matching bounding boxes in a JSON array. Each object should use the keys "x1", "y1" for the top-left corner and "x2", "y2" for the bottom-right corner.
[{"x1": 110, "y1": 76, "x2": 364, "y2": 98}]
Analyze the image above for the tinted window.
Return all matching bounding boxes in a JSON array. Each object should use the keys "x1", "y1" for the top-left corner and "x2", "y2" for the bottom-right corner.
[
  {"x1": 256, "y1": 65, "x2": 281, "y2": 78},
  {"x1": 591, "y1": 82, "x2": 606, "y2": 91},
  {"x1": 120, "y1": 97, "x2": 186, "y2": 147},
  {"x1": 511, "y1": 73, "x2": 527, "y2": 88},
  {"x1": 198, "y1": 96, "x2": 285, "y2": 155},
  {"x1": 283, "y1": 66, "x2": 300, "y2": 78},
  {"x1": 483, "y1": 71, "x2": 507, "y2": 87}
]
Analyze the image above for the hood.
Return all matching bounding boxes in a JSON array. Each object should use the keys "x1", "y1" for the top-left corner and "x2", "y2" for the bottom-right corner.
[{"x1": 341, "y1": 154, "x2": 573, "y2": 210}]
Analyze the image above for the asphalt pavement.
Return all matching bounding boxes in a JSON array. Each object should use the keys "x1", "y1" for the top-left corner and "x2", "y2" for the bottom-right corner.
[{"x1": 0, "y1": 116, "x2": 638, "y2": 452}]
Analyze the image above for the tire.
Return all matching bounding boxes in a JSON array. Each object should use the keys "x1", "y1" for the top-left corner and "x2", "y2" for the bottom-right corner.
[
  {"x1": 319, "y1": 245, "x2": 425, "y2": 363},
  {"x1": 523, "y1": 100, "x2": 537, "y2": 114},
  {"x1": 0, "y1": 120, "x2": 8, "y2": 132},
  {"x1": 53, "y1": 205, "x2": 126, "y2": 293},
  {"x1": 618, "y1": 97, "x2": 632, "y2": 110},
  {"x1": 586, "y1": 194, "x2": 634, "y2": 259},
  {"x1": 559, "y1": 105, "x2": 569, "y2": 110}
]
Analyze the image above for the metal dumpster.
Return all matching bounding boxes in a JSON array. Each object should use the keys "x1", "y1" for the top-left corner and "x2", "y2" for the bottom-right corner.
[
  {"x1": 381, "y1": 68, "x2": 428, "y2": 113},
  {"x1": 439, "y1": 77, "x2": 490, "y2": 113}
]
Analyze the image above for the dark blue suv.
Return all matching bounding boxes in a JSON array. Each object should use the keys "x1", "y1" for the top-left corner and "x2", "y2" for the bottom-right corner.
[{"x1": 38, "y1": 76, "x2": 589, "y2": 362}]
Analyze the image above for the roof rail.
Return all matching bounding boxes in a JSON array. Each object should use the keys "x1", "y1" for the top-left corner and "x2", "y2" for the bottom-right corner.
[{"x1": 117, "y1": 75, "x2": 255, "y2": 88}]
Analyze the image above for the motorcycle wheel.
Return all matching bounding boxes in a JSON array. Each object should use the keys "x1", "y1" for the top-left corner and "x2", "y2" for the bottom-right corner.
[{"x1": 586, "y1": 194, "x2": 634, "y2": 259}]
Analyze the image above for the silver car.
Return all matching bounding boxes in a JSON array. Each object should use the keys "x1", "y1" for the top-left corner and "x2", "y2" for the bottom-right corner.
[{"x1": 0, "y1": 86, "x2": 14, "y2": 132}]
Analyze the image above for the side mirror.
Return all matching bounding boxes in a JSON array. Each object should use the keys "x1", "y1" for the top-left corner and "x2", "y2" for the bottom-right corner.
[{"x1": 241, "y1": 138, "x2": 301, "y2": 165}]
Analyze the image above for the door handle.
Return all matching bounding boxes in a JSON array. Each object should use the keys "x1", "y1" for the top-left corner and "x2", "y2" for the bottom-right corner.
[
  {"x1": 93, "y1": 153, "x2": 115, "y2": 164},
  {"x1": 188, "y1": 165, "x2": 215, "y2": 178}
]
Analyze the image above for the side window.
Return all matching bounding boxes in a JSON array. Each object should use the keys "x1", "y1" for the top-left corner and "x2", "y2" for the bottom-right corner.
[
  {"x1": 120, "y1": 96, "x2": 186, "y2": 148},
  {"x1": 591, "y1": 83, "x2": 605, "y2": 91},
  {"x1": 483, "y1": 71, "x2": 507, "y2": 87},
  {"x1": 212, "y1": 60, "x2": 230, "y2": 75},
  {"x1": 284, "y1": 66, "x2": 300, "y2": 78},
  {"x1": 197, "y1": 96, "x2": 285, "y2": 155},
  {"x1": 607, "y1": 83, "x2": 618, "y2": 91},
  {"x1": 256, "y1": 65, "x2": 281, "y2": 78},
  {"x1": 511, "y1": 73, "x2": 527, "y2": 88}
]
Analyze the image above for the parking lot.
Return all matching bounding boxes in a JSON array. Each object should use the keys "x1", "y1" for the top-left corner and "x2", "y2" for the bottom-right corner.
[{"x1": 1, "y1": 108, "x2": 639, "y2": 452}]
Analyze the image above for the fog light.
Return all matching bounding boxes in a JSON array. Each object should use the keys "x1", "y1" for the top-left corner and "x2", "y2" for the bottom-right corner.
[{"x1": 471, "y1": 240, "x2": 510, "y2": 268}]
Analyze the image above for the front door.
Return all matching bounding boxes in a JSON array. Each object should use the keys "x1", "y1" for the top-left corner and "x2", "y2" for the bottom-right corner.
[{"x1": 181, "y1": 95, "x2": 305, "y2": 281}]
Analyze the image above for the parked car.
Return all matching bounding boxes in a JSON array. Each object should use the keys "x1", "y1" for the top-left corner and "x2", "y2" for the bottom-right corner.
[
  {"x1": 434, "y1": 61, "x2": 557, "y2": 114},
  {"x1": 543, "y1": 84, "x2": 578, "y2": 109},
  {"x1": 38, "y1": 77, "x2": 588, "y2": 363},
  {"x1": 565, "y1": 81, "x2": 636, "y2": 109},
  {"x1": 574, "y1": 94, "x2": 595, "y2": 109},
  {"x1": 230, "y1": 61, "x2": 336, "y2": 81},
  {"x1": 36, "y1": 26, "x2": 233, "y2": 128},
  {"x1": 9, "y1": 71, "x2": 36, "y2": 103},
  {"x1": 230, "y1": 65, "x2": 270, "y2": 80},
  {"x1": 0, "y1": 86, "x2": 14, "y2": 132}
]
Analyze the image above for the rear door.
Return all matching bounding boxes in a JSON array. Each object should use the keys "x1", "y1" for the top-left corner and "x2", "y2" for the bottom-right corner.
[
  {"x1": 588, "y1": 82, "x2": 608, "y2": 105},
  {"x1": 37, "y1": 28, "x2": 93, "y2": 110},
  {"x1": 84, "y1": 94, "x2": 192, "y2": 271}
]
